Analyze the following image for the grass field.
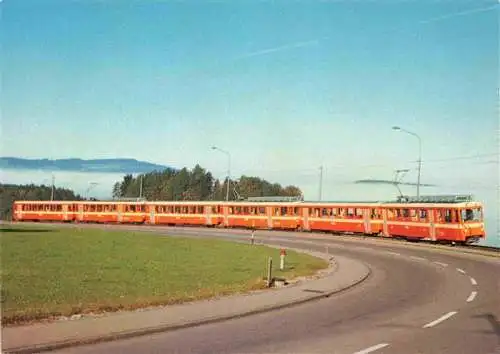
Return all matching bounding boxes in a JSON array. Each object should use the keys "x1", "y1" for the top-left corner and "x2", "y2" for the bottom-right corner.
[{"x1": 1, "y1": 225, "x2": 328, "y2": 325}]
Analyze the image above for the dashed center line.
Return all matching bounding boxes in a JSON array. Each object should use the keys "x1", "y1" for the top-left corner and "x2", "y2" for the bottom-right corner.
[
  {"x1": 466, "y1": 291, "x2": 478, "y2": 302},
  {"x1": 423, "y1": 311, "x2": 457, "y2": 328},
  {"x1": 353, "y1": 343, "x2": 390, "y2": 354},
  {"x1": 433, "y1": 261, "x2": 448, "y2": 267},
  {"x1": 456, "y1": 268, "x2": 466, "y2": 274},
  {"x1": 470, "y1": 277, "x2": 477, "y2": 285},
  {"x1": 386, "y1": 251, "x2": 401, "y2": 256},
  {"x1": 410, "y1": 255, "x2": 426, "y2": 261}
]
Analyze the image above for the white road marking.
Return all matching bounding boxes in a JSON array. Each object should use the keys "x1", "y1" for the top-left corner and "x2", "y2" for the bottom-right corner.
[
  {"x1": 470, "y1": 277, "x2": 477, "y2": 285},
  {"x1": 456, "y1": 268, "x2": 466, "y2": 274},
  {"x1": 353, "y1": 343, "x2": 390, "y2": 354},
  {"x1": 410, "y1": 255, "x2": 426, "y2": 261},
  {"x1": 386, "y1": 251, "x2": 401, "y2": 256},
  {"x1": 466, "y1": 291, "x2": 477, "y2": 302},
  {"x1": 433, "y1": 261, "x2": 448, "y2": 267},
  {"x1": 423, "y1": 311, "x2": 458, "y2": 328}
]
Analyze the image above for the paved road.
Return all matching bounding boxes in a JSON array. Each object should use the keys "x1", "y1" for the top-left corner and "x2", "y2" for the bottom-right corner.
[{"x1": 43, "y1": 225, "x2": 500, "y2": 354}]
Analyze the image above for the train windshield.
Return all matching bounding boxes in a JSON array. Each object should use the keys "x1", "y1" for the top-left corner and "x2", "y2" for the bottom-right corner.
[{"x1": 461, "y1": 208, "x2": 482, "y2": 222}]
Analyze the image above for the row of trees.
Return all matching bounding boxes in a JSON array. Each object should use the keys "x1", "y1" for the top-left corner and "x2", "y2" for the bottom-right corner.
[
  {"x1": 0, "y1": 183, "x2": 83, "y2": 220},
  {"x1": 0, "y1": 165, "x2": 302, "y2": 219},
  {"x1": 112, "y1": 164, "x2": 302, "y2": 201}
]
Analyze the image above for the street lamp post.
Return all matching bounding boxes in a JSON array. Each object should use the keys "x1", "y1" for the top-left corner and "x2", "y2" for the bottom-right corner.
[
  {"x1": 86, "y1": 182, "x2": 99, "y2": 200},
  {"x1": 51, "y1": 173, "x2": 55, "y2": 201},
  {"x1": 211, "y1": 146, "x2": 231, "y2": 202},
  {"x1": 392, "y1": 126, "x2": 422, "y2": 199},
  {"x1": 318, "y1": 166, "x2": 323, "y2": 201}
]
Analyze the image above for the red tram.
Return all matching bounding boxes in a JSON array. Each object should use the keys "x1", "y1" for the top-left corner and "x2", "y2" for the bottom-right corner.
[{"x1": 12, "y1": 195, "x2": 486, "y2": 245}]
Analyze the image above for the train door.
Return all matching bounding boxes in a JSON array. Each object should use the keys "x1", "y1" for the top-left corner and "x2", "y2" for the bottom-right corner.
[
  {"x1": 78, "y1": 203, "x2": 84, "y2": 222},
  {"x1": 267, "y1": 206, "x2": 273, "y2": 229},
  {"x1": 382, "y1": 208, "x2": 389, "y2": 236},
  {"x1": 63, "y1": 204, "x2": 68, "y2": 221},
  {"x1": 428, "y1": 208, "x2": 436, "y2": 241},
  {"x1": 117, "y1": 204, "x2": 123, "y2": 223},
  {"x1": 302, "y1": 207, "x2": 310, "y2": 231},
  {"x1": 205, "y1": 205, "x2": 211, "y2": 226},
  {"x1": 363, "y1": 208, "x2": 371, "y2": 234},
  {"x1": 149, "y1": 204, "x2": 155, "y2": 224},
  {"x1": 223, "y1": 205, "x2": 229, "y2": 227}
]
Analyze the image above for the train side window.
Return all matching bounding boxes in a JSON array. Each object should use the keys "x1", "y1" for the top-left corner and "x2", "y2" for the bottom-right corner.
[
  {"x1": 355, "y1": 208, "x2": 363, "y2": 218},
  {"x1": 347, "y1": 208, "x2": 354, "y2": 218},
  {"x1": 258, "y1": 207, "x2": 265, "y2": 215},
  {"x1": 96, "y1": 205, "x2": 103, "y2": 212},
  {"x1": 418, "y1": 209, "x2": 428, "y2": 221},
  {"x1": 444, "y1": 209, "x2": 452, "y2": 223}
]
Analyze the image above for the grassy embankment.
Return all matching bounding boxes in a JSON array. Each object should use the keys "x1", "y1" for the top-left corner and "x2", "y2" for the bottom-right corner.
[{"x1": 1, "y1": 225, "x2": 328, "y2": 325}]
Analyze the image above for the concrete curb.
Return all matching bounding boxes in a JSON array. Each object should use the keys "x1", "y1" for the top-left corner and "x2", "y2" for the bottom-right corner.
[{"x1": 4, "y1": 254, "x2": 371, "y2": 354}]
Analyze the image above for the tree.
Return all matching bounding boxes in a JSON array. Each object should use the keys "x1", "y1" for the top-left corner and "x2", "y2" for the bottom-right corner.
[
  {"x1": 0, "y1": 183, "x2": 82, "y2": 220},
  {"x1": 112, "y1": 182, "x2": 121, "y2": 199},
  {"x1": 110, "y1": 165, "x2": 303, "y2": 202}
]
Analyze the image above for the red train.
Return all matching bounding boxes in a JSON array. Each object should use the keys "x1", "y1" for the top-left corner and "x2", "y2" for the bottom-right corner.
[{"x1": 12, "y1": 195, "x2": 486, "y2": 245}]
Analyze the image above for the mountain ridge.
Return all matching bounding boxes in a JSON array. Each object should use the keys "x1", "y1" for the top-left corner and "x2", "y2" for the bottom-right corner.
[{"x1": 0, "y1": 157, "x2": 171, "y2": 173}]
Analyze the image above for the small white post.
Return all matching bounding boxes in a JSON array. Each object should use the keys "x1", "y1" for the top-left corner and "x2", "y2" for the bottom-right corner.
[
  {"x1": 251, "y1": 230, "x2": 255, "y2": 245},
  {"x1": 280, "y1": 248, "x2": 286, "y2": 270}
]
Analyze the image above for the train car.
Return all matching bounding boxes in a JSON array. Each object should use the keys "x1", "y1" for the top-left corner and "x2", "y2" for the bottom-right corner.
[
  {"x1": 12, "y1": 200, "x2": 76, "y2": 222},
  {"x1": 11, "y1": 194, "x2": 486, "y2": 245},
  {"x1": 381, "y1": 199, "x2": 485, "y2": 244},
  {"x1": 146, "y1": 201, "x2": 222, "y2": 226},
  {"x1": 301, "y1": 202, "x2": 383, "y2": 235}
]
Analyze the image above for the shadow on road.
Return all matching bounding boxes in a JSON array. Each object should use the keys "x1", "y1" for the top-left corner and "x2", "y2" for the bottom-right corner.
[
  {"x1": 0, "y1": 227, "x2": 56, "y2": 233},
  {"x1": 474, "y1": 313, "x2": 500, "y2": 343}
]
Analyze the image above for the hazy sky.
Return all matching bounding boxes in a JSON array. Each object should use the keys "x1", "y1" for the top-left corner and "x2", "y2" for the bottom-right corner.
[{"x1": 2, "y1": 1, "x2": 498, "y2": 212}]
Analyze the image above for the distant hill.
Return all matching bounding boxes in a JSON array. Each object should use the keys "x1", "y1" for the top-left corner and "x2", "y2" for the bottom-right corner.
[
  {"x1": 0, "y1": 157, "x2": 171, "y2": 173},
  {"x1": 354, "y1": 179, "x2": 436, "y2": 187}
]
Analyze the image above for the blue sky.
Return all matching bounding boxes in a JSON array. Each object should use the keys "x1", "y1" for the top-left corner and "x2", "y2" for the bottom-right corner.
[{"x1": 2, "y1": 0, "x2": 499, "y2": 242}]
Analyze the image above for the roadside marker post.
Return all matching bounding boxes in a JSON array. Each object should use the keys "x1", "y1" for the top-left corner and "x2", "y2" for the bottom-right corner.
[
  {"x1": 280, "y1": 248, "x2": 286, "y2": 270},
  {"x1": 267, "y1": 257, "x2": 273, "y2": 287}
]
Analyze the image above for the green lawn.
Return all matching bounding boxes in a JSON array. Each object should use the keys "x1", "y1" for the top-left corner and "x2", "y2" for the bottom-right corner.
[{"x1": 1, "y1": 225, "x2": 328, "y2": 325}]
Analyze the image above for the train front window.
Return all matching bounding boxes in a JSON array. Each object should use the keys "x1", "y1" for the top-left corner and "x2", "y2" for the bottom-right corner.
[{"x1": 462, "y1": 208, "x2": 482, "y2": 222}]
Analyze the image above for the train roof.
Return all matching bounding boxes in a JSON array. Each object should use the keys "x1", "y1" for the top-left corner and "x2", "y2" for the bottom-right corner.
[{"x1": 14, "y1": 199, "x2": 484, "y2": 208}]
